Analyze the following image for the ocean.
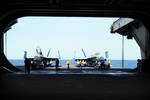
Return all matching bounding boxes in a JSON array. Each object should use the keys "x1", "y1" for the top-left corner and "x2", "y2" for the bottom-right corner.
[{"x1": 9, "y1": 59, "x2": 137, "y2": 69}]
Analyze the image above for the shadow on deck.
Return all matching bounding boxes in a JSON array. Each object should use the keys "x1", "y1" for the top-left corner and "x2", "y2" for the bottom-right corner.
[{"x1": 0, "y1": 69, "x2": 150, "y2": 100}]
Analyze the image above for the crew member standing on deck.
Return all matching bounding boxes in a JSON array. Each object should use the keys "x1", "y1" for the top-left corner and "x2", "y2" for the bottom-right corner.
[
  {"x1": 137, "y1": 59, "x2": 142, "y2": 72},
  {"x1": 24, "y1": 58, "x2": 31, "y2": 74},
  {"x1": 27, "y1": 59, "x2": 31, "y2": 74},
  {"x1": 66, "y1": 59, "x2": 71, "y2": 70},
  {"x1": 24, "y1": 51, "x2": 27, "y2": 73},
  {"x1": 99, "y1": 56, "x2": 105, "y2": 69},
  {"x1": 24, "y1": 51, "x2": 31, "y2": 74},
  {"x1": 107, "y1": 59, "x2": 111, "y2": 69},
  {"x1": 56, "y1": 59, "x2": 59, "y2": 71}
]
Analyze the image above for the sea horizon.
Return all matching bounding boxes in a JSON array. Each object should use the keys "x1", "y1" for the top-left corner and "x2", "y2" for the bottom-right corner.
[{"x1": 8, "y1": 59, "x2": 138, "y2": 69}]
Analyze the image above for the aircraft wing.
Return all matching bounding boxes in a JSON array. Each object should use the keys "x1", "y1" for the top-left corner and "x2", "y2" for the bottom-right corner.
[
  {"x1": 75, "y1": 57, "x2": 97, "y2": 61},
  {"x1": 86, "y1": 57, "x2": 97, "y2": 61},
  {"x1": 42, "y1": 57, "x2": 58, "y2": 61},
  {"x1": 75, "y1": 58, "x2": 87, "y2": 61}
]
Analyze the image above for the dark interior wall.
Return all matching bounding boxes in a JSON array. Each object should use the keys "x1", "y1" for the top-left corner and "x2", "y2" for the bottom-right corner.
[
  {"x1": 0, "y1": 36, "x2": 3, "y2": 50},
  {"x1": 0, "y1": 1, "x2": 150, "y2": 99}
]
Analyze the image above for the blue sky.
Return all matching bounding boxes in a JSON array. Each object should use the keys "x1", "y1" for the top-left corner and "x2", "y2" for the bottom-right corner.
[{"x1": 4, "y1": 17, "x2": 141, "y2": 60}]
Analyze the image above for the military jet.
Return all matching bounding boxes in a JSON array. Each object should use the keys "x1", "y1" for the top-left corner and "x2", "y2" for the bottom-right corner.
[
  {"x1": 75, "y1": 49, "x2": 111, "y2": 69},
  {"x1": 75, "y1": 48, "x2": 99, "y2": 67},
  {"x1": 28, "y1": 46, "x2": 60, "y2": 69}
]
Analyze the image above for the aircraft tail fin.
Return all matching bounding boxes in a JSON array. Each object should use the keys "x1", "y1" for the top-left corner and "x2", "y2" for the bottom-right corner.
[
  {"x1": 47, "y1": 49, "x2": 51, "y2": 57},
  {"x1": 81, "y1": 48, "x2": 87, "y2": 58}
]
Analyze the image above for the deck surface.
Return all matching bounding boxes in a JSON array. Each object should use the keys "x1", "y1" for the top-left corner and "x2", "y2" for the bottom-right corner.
[{"x1": 0, "y1": 68, "x2": 150, "y2": 100}]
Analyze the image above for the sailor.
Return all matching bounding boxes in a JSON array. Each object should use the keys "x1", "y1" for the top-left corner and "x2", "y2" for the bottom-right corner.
[
  {"x1": 137, "y1": 59, "x2": 142, "y2": 72},
  {"x1": 24, "y1": 51, "x2": 28, "y2": 73},
  {"x1": 66, "y1": 59, "x2": 71, "y2": 70},
  {"x1": 107, "y1": 59, "x2": 111, "y2": 69},
  {"x1": 55, "y1": 59, "x2": 59, "y2": 71},
  {"x1": 98, "y1": 59, "x2": 101, "y2": 66},
  {"x1": 24, "y1": 58, "x2": 31, "y2": 74},
  {"x1": 99, "y1": 56, "x2": 105, "y2": 69}
]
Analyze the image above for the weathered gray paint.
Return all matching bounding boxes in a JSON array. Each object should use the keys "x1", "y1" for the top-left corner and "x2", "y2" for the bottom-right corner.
[
  {"x1": 111, "y1": 18, "x2": 150, "y2": 59},
  {"x1": 111, "y1": 18, "x2": 134, "y2": 33}
]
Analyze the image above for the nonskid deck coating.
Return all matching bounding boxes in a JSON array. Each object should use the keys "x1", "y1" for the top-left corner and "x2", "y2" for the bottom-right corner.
[{"x1": 15, "y1": 69, "x2": 136, "y2": 75}]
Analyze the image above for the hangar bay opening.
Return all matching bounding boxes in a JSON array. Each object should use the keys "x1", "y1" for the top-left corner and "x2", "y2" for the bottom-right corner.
[{"x1": 3, "y1": 17, "x2": 143, "y2": 74}]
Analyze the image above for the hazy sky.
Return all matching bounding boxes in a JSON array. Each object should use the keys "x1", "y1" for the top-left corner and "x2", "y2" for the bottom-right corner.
[{"x1": 4, "y1": 17, "x2": 141, "y2": 60}]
